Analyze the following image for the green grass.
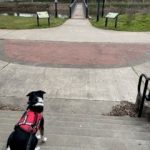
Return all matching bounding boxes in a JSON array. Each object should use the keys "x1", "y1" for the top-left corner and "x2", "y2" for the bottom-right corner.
[
  {"x1": 90, "y1": 13, "x2": 150, "y2": 31},
  {"x1": 0, "y1": 15, "x2": 67, "y2": 29}
]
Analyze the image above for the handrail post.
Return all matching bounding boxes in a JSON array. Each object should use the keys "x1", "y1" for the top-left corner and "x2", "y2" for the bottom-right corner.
[
  {"x1": 69, "y1": 6, "x2": 71, "y2": 18},
  {"x1": 96, "y1": 0, "x2": 100, "y2": 22},
  {"x1": 69, "y1": 0, "x2": 77, "y2": 19},
  {"x1": 101, "y1": 0, "x2": 105, "y2": 17},
  {"x1": 54, "y1": 0, "x2": 58, "y2": 18},
  {"x1": 138, "y1": 79, "x2": 149, "y2": 117},
  {"x1": 136, "y1": 74, "x2": 150, "y2": 117},
  {"x1": 83, "y1": 0, "x2": 88, "y2": 18}
]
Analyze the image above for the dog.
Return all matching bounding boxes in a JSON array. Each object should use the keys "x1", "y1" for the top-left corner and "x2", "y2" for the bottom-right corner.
[{"x1": 6, "y1": 90, "x2": 47, "y2": 150}]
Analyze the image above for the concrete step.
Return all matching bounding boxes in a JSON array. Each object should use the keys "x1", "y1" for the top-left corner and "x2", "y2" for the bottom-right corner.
[
  {"x1": 0, "y1": 114, "x2": 148, "y2": 126},
  {"x1": 1, "y1": 108, "x2": 150, "y2": 150},
  {"x1": 37, "y1": 134, "x2": 150, "y2": 149},
  {"x1": 1, "y1": 124, "x2": 150, "y2": 142},
  {"x1": 0, "y1": 110, "x2": 147, "y2": 122},
  {"x1": 1, "y1": 134, "x2": 150, "y2": 150},
  {"x1": 44, "y1": 99, "x2": 120, "y2": 115},
  {"x1": 45, "y1": 115, "x2": 147, "y2": 126},
  {"x1": 1, "y1": 117, "x2": 150, "y2": 132},
  {"x1": 1, "y1": 143, "x2": 149, "y2": 150}
]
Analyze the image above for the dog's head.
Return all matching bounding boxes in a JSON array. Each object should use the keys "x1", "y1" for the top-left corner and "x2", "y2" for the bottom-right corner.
[{"x1": 26, "y1": 90, "x2": 46, "y2": 113}]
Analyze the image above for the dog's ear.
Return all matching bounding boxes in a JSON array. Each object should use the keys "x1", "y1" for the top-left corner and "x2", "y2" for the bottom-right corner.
[
  {"x1": 26, "y1": 90, "x2": 46, "y2": 98},
  {"x1": 36, "y1": 90, "x2": 46, "y2": 98},
  {"x1": 37, "y1": 90, "x2": 46, "y2": 95},
  {"x1": 26, "y1": 91, "x2": 35, "y2": 97}
]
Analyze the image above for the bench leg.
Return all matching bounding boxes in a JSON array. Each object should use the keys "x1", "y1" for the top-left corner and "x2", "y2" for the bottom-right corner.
[
  {"x1": 115, "y1": 16, "x2": 118, "y2": 28},
  {"x1": 37, "y1": 18, "x2": 39, "y2": 26},
  {"x1": 48, "y1": 18, "x2": 50, "y2": 26},
  {"x1": 105, "y1": 18, "x2": 108, "y2": 27}
]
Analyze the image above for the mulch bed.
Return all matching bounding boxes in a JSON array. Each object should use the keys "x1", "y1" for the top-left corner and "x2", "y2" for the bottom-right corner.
[
  {"x1": 0, "y1": 102, "x2": 24, "y2": 111},
  {"x1": 103, "y1": 101, "x2": 137, "y2": 117}
]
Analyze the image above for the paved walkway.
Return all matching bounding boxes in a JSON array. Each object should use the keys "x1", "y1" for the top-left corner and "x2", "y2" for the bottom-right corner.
[
  {"x1": 0, "y1": 19, "x2": 150, "y2": 43},
  {"x1": 72, "y1": 3, "x2": 85, "y2": 19},
  {"x1": 0, "y1": 9, "x2": 150, "y2": 106}
]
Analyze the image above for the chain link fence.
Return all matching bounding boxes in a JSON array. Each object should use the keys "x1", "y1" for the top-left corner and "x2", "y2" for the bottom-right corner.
[
  {"x1": 88, "y1": 0, "x2": 150, "y2": 17},
  {"x1": 0, "y1": 0, "x2": 69, "y2": 16}
]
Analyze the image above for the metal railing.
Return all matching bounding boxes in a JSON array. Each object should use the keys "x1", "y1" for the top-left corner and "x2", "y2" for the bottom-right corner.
[
  {"x1": 136, "y1": 74, "x2": 150, "y2": 117},
  {"x1": 83, "y1": 0, "x2": 88, "y2": 18},
  {"x1": 69, "y1": 0, "x2": 77, "y2": 18}
]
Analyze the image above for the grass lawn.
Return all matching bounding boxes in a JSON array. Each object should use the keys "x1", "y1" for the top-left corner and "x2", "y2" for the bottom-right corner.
[
  {"x1": 0, "y1": 15, "x2": 67, "y2": 29},
  {"x1": 90, "y1": 13, "x2": 150, "y2": 31}
]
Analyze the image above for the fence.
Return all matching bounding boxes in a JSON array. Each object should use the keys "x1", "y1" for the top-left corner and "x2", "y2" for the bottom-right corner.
[
  {"x1": 0, "y1": 1, "x2": 69, "y2": 16},
  {"x1": 88, "y1": 2, "x2": 150, "y2": 17}
]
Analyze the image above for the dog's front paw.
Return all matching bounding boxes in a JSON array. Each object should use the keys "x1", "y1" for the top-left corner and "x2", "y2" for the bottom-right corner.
[
  {"x1": 36, "y1": 134, "x2": 47, "y2": 143},
  {"x1": 35, "y1": 146, "x2": 40, "y2": 150},
  {"x1": 36, "y1": 134, "x2": 42, "y2": 140},
  {"x1": 42, "y1": 137, "x2": 47, "y2": 143}
]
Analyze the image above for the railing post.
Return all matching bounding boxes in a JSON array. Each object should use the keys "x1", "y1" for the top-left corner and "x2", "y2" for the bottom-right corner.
[
  {"x1": 86, "y1": 7, "x2": 88, "y2": 18},
  {"x1": 69, "y1": 6, "x2": 71, "y2": 18},
  {"x1": 136, "y1": 74, "x2": 150, "y2": 117},
  {"x1": 69, "y1": 0, "x2": 77, "y2": 19},
  {"x1": 101, "y1": 0, "x2": 105, "y2": 17},
  {"x1": 138, "y1": 79, "x2": 149, "y2": 117},
  {"x1": 96, "y1": 0, "x2": 100, "y2": 22},
  {"x1": 54, "y1": 0, "x2": 58, "y2": 18}
]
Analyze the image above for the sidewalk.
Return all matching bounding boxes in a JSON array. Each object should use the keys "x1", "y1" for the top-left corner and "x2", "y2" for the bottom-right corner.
[
  {"x1": 0, "y1": 19, "x2": 150, "y2": 43},
  {"x1": 0, "y1": 17, "x2": 150, "y2": 107}
]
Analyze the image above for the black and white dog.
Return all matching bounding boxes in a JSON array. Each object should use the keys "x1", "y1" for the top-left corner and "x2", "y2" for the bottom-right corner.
[{"x1": 6, "y1": 90, "x2": 47, "y2": 150}]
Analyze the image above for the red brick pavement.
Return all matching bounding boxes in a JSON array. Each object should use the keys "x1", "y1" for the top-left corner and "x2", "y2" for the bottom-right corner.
[{"x1": 3, "y1": 39, "x2": 150, "y2": 68}]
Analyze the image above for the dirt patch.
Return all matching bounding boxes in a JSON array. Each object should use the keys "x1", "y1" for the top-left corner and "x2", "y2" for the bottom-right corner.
[
  {"x1": 103, "y1": 101, "x2": 137, "y2": 117},
  {"x1": 0, "y1": 102, "x2": 24, "y2": 111}
]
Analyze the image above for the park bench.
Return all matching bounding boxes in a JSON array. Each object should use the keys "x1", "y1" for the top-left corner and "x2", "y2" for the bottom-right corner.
[
  {"x1": 105, "y1": 12, "x2": 119, "y2": 28},
  {"x1": 37, "y1": 11, "x2": 50, "y2": 26}
]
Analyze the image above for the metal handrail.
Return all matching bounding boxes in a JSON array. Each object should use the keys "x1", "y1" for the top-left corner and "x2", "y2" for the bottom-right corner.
[
  {"x1": 69, "y1": 0, "x2": 77, "y2": 18},
  {"x1": 136, "y1": 74, "x2": 150, "y2": 117},
  {"x1": 83, "y1": 0, "x2": 88, "y2": 18}
]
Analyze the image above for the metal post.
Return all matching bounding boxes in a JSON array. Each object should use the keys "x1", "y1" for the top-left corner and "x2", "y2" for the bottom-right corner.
[
  {"x1": 37, "y1": 16, "x2": 39, "y2": 26},
  {"x1": 96, "y1": 0, "x2": 100, "y2": 22},
  {"x1": 101, "y1": 0, "x2": 105, "y2": 17},
  {"x1": 48, "y1": 17, "x2": 50, "y2": 26},
  {"x1": 105, "y1": 17, "x2": 108, "y2": 27},
  {"x1": 54, "y1": 0, "x2": 58, "y2": 18},
  {"x1": 138, "y1": 79, "x2": 149, "y2": 117},
  {"x1": 69, "y1": 6, "x2": 71, "y2": 18},
  {"x1": 86, "y1": 7, "x2": 88, "y2": 18},
  {"x1": 115, "y1": 16, "x2": 118, "y2": 28},
  {"x1": 86, "y1": 0, "x2": 88, "y2": 18}
]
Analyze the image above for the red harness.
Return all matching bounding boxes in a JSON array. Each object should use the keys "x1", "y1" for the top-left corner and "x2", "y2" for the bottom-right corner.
[{"x1": 16, "y1": 109, "x2": 43, "y2": 134}]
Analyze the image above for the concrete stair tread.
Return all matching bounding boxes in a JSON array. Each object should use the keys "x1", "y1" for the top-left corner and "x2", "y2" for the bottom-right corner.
[
  {"x1": 1, "y1": 134, "x2": 150, "y2": 150},
  {"x1": 1, "y1": 144, "x2": 149, "y2": 150},
  {"x1": 0, "y1": 100, "x2": 150, "y2": 150},
  {"x1": 0, "y1": 110, "x2": 147, "y2": 122},
  {"x1": 36, "y1": 134, "x2": 150, "y2": 149},
  {"x1": 1, "y1": 124, "x2": 150, "y2": 141},
  {"x1": 0, "y1": 115, "x2": 148, "y2": 126},
  {"x1": 1, "y1": 118, "x2": 150, "y2": 132}
]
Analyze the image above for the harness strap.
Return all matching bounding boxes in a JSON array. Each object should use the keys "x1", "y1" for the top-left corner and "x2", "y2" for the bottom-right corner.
[{"x1": 16, "y1": 110, "x2": 39, "y2": 131}]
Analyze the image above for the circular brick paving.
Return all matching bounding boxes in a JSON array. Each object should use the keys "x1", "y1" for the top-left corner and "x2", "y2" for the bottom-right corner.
[{"x1": 1, "y1": 40, "x2": 150, "y2": 68}]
